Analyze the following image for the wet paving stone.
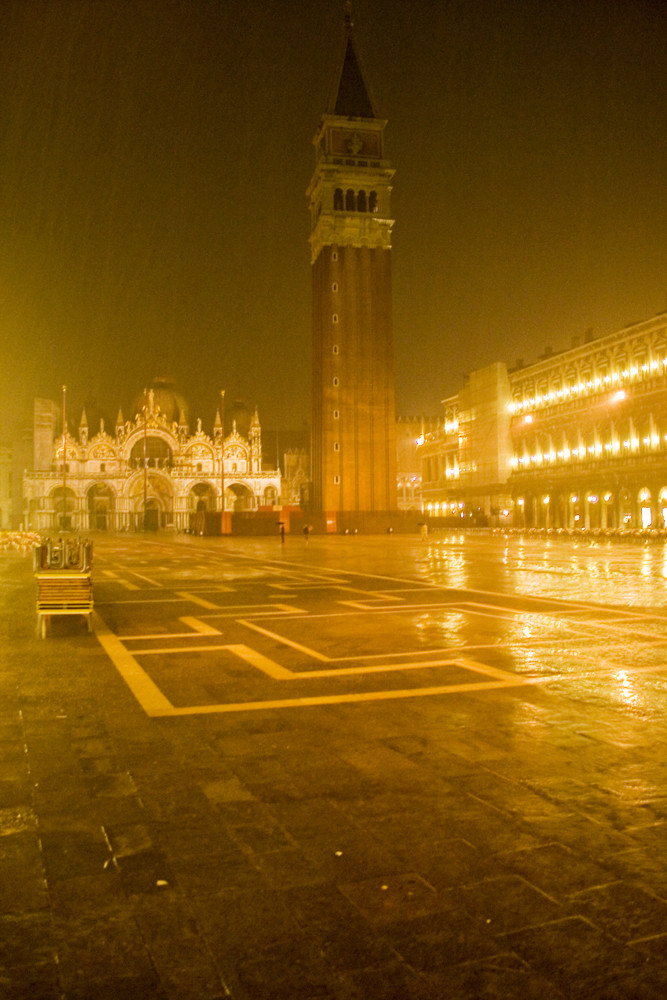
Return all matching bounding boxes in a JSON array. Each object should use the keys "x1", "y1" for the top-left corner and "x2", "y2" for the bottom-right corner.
[
  {"x1": 62, "y1": 972, "x2": 170, "y2": 1000},
  {"x1": 420, "y1": 953, "x2": 568, "y2": 1000},
  {"x1": 6, "y1": 535, "x2": 667, "y2": 996},
  {"x1": 336, "y1": 961, "x2": 439, "y2": 1000},
  {"x1": 131, "y1": 892, "x2": 233, "y2": 1000},
  {"x1": 604, "y1": 845, "x2": 667, "y2": 898},
  {"x1": 0, "y1": 910, "x2": 56, "y2": 969},
  {"x1": 386, "y1": 907, "x2": 501, "y2": 971},
  {"x1": 0, "y1": 961, "x2": 63, "y2": 1000},
  {"x1": 458, "y1": 875, "x2": 564, "y2": 935},
  {"x1": 285, "y1": 882, "x2": 398, "y2": 971},
  {"x1": 570, "y1": 880, "x2": 667, "y2": 942},
  {"x1": 408, "y1": 837, "x2": 498, "y2": 890},
  {"x1": 338, "y1": 872, "x2": 447, "y2": 925},
  {"x1": 0, "y1": 804, "x2": 37, "y2": 835},
  {"x1": 0, "y1": 831, "x2": 49, "y2": 914},
  {"x1": 112, "y1": 848, "x2": 174, "y2": 894},
  {"x1": 234, "y1": 940, "x2": 335, "y2": 1000},
  {"x1": 499, "y1": 842, "x2": 614, "y2": 900},
  {"x1": 500, "y1": 915, "x2": 648, "y2": 996},
  {"x1": 52, "y1": 907, "x2": 157, "y2": 989},
  {"x1": 41, "y1": 829, "x2": 111, "y2": 881},
  {"x1": 170, "y1": 846, "x2": 264, "y2": 895}
]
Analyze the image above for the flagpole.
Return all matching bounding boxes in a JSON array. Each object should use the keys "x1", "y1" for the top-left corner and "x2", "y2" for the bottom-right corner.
[{"x1": 61, "y1": 385, "x2": 67, "y2": 530}]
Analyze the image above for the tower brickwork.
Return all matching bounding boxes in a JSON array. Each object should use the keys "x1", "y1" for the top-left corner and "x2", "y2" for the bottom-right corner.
[{"x1": 308, "y1": 10, "x2": 397, "y2": 516}]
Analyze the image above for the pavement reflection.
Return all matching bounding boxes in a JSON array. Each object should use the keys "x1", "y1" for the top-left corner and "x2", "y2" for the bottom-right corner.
[{"x1": 3, "y1": 530, "x2": 667, "y2": 998}]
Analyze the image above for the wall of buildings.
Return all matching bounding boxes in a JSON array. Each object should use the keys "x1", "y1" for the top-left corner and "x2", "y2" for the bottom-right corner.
[{"x1": 418, "y1": 311, "x2": 667, "y2": 530}]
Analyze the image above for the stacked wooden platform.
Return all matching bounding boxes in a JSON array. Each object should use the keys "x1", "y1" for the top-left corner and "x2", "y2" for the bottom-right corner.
[{"x1": 34, "y1": 538, "x2": 93, "y2": 638}]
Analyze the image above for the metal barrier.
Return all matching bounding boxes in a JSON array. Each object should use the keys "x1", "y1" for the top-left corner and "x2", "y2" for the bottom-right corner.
[{"x1": 34, "y1": 538, "x2": 93, "y2": 638}]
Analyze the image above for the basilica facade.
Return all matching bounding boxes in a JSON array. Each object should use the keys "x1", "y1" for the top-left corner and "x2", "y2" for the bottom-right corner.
[{"x1": 23, "y1": 380, "x2": 281, "y2": 532}]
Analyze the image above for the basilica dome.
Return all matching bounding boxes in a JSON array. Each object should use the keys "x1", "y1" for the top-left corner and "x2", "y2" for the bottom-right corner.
[
  {"x1": 225, "y1": 399, "x2": 252, "y2": 438},
  {"x1": 131, "y1": 376, "x2": 189, "y2": 425}
]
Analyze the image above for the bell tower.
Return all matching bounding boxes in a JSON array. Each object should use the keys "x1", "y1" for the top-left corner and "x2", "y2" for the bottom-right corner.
[{"x1": 308, "y1": 4, "x2": 397, "y2": 520}]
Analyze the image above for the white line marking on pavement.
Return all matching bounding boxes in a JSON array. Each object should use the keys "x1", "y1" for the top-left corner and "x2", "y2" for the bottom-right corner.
[
  {"x1": 174, "y1": 591, "x2": 220, "y2": 609},
  {"x1": 92, "y1": 613, "x2": 175, "y2": 715}
]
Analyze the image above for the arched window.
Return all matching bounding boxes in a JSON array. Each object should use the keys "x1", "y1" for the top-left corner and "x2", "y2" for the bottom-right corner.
[
  {"x1": 369, "y1": 191, "x2": 378, "y2": 213},
  {"x1": 334, "y1": 188, "x2": 343, "y2": 210},
  {"x1": 129, "y1": 436, "x2": 173, "y2": 469},
  {"x1": 357, "y1": 190, "x2": 367, "y2": 212},
  {"x1": 345, "y1": 189, "x2": 356, "y2": 211}
]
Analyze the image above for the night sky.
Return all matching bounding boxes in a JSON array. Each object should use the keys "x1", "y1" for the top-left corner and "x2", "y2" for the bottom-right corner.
[{"x1": 1, "y1": 0, "x2": 665, "y2": 442}]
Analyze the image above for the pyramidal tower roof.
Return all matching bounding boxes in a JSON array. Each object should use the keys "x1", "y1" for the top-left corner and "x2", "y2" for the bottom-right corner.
[{"x1": 327, "y1": 2, "x2": 378, "y2": 119}]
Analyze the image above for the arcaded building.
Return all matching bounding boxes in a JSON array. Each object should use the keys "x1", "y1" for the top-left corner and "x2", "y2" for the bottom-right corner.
[
  {"x1": 22, "y1": 378, "x2": 281, "y2": 532},
  {"x1": 308, "y1": 9, "x2": 397, "y2": 523},
  {"x1": 419, "y1": 310, "x2": 667, "y2": 530}
]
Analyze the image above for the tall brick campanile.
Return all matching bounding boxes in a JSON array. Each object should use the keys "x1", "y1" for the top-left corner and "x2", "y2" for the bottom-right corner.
[{"x1": 307, "y1": 6, "x2": 397, "y2": 522}]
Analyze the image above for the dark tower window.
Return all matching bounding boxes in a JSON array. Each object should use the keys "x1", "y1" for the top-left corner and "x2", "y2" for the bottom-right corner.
[
  {"x1": 332, "y1": 282, "x2": 338, "y2": 292},
  {"x1": 332, "y1": 249, "x2": 338, "y2": 261},
  {"x1": 345, "y1": 189, "x2": 356, "y2": 211},
  {"x1": 333, "y1": 345, "x2": 339, "y2": 355},
  {"x1": 369, "y1": 191, "x2": 378, "y2": 213},
  {"x1": 334, "y1": 442, "x2": 340, "y2": 451},
  {"x1": 333, "y1": 377, "x2": 339, "y2": 387},
  {"x1": 334, "y1": 188, "x2": 343, "y2": 210},
  {"x1": 333, "y1": 410, "x2": 340, "y2": 420},
  {"x1": 357, "y1": 190, "x2": 367, "y2": 212},
  {"x1": 332, "y1": 314, "x2": 339, "y2": 324}
]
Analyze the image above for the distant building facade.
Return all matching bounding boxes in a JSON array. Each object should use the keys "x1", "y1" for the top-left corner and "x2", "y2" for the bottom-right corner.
[
  {"x1": 396, "y1": 416, "x2": 439, "y2": 512},
  {"x1": 308, "y1": 10, "x2": 397, "y2": 523},
  {"x1": 0, "y1": 447, "x2": 12, "y2": 529},
  {"x1": 22, "y1": 379, "x2": 281, "y2": 532},
  {"x1": 418, "y1": 311, "x2": 667, "y2": 530}
]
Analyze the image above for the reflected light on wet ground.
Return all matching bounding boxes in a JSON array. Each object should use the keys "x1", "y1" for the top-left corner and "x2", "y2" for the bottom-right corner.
[
  {"x1": 615, "y1": 669, "x2": 641, "y2": 708},
  {"x1": 419, "y1": 543, "x2": 469, "y2": 589},
  {"x1": 414, "y1": 610, "x2": 466, "y2": 648},
  {"x1": 477, "y1": 536, "x2": 667, "y2": 608}
]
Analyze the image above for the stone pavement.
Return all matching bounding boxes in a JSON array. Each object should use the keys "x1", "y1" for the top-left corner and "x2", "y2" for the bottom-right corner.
[{"x1": 2, "y1": 532, "x2": 667, "y2": 999}]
